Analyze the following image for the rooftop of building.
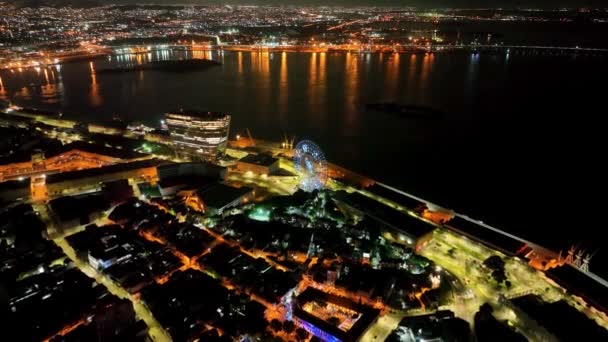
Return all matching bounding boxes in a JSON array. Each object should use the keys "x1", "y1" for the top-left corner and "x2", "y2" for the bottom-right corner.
[
  {"x1": 444, "y1": 216, "x2": 525, "y2": 256},
  {"x1": 0, "y1": 204, "x2": 47, "y2": 241},
  {"x1": 165, "y1": 109, "x2": 230, "y2": 120},
  {"x1": 366, "y1": 184, "x2": 427, "y2": 211},
  {"x1": 157, "y1": 162, "x2": 226, "y2": 180},
  {"x1": 295, "y1": 287, "x2": 380, "y2": 342},
  {"x1": 474, "y1": 304, "x2": 527, "y2": 342},
  {"x1": 195, "y1": 183, "x2": 253, "y2": 210},
  {"x1": 238, "y1": 153, "x2": 278, "y2": 167},
  {"x1": 0, "y1": 179, "x2": 30, "y2": 205},
  {"x1": 338, "y1": 191, "x2": 437, "y2": 239},
  {"x1": 158, "y1": 176, "x2": 215, "y2": 191},
  {"x1": 49, "y1": 192, "x2": 111, "y2": 223},
  {"x1": 0, "y1": 140, "x2": 148, "y2": 165},
  {"x1": 6, "y1": 265, "x2": 107, "y2": 341},
  {"x1": 546, "y1": 265, "x2": 608, "y2": 314},
  {"x1": 510, "y1": 294, "x2": 608, "y2": 341},
  {"x1": 46, "y1": 159, "x2": 166, "y2": 184},
  {"x1": 388, "y1": 311, "x2": 470, "y2": 342},
  {"x1": 0, "y1": 179, "x2": 29, "y2": 191}
]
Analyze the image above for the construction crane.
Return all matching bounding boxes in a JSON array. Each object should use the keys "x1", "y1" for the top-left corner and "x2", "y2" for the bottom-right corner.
[{"x1": 282, "y1": 133, "x2": 295, "y2": 149}]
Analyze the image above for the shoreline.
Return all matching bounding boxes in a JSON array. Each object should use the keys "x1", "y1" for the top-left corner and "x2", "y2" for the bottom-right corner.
[{"x1": 3, "y1": 43, "x2": 607, "y2": 72}]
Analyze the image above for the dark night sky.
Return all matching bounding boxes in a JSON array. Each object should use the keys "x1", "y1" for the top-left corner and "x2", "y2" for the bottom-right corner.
[{"x1": 6, "y1": 0, "x2": 608, "y2": 9}]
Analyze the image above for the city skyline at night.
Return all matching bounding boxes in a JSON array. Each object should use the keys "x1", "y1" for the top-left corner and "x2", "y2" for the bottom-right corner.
[{"x1": 5, "y1": 1, "x2": 608, "y2": 9}]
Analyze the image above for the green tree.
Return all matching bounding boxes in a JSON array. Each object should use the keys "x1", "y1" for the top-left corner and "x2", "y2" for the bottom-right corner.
[
  {"x1": 483, "y1": 255, "x2": 505, "y2": 271},
  {"x1": 283, "y1": 320, "x2": 295, "y2": 333}
]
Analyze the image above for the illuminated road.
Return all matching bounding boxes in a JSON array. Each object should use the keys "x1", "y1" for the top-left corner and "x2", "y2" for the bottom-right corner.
[
  {"x1": 34, "y1": 192, "x2": 153, "y2": 334},
  {"x1": 368, "y1": 181, "x2": 608, "y2": 321},
  {"x1": 327, "y1": 19, "x2": 365, "y2": 31},
  {"x1": 359, "y1": 311, "x2": 406, "y2": 342},
  {"x1": 139, "y1": 200, "x2": 308, "y2": 340},
  {"x1": 375, "y1": 181, "x2": 608, "y2": 287},
  {"x1": 53, "y1": 237, "x2": 171, "y2": 342},
  {"x1": 418, "y1": 230, "x2": 569, "y2": 340}
]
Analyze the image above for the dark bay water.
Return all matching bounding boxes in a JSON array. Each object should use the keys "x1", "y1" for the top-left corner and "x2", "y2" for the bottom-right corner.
[{"x1": 1, "y1": 49, "x2": 607, "y2": 259}]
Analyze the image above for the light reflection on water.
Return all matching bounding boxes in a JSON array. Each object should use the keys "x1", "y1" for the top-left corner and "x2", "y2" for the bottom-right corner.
[
  {"x1": 237, "y1": 51, "x2": 243, "y2": 75},
  {"x1": 1, "y1": 49, "x2": 607, "y2": 249},
  {"x1": 0, "y1": 49, "x2": 443, "y2": 122},
  {"x1": 89, "y1": 61, "x2": 102, "y2": 107},
  {"x1": 308, "y1": 52, "x2": 317, "y2": 116},
  {"x1": 385, "y1": 52, "x2": 400, "y2": 100},
  {"x1": 344, "y1": 51, "x2": 359, "y2": 135},
  {"x1": 0, "y1": 75, "x2": 5, "y2": 100},
  {"x1": 278, "y1": 52, "x2": 288, "y2": 120}
]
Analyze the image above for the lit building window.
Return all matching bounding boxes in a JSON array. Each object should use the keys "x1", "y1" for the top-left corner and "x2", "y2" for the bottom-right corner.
[{"x1": 164, "y1": 109, "x2": 231, "y2": 162}]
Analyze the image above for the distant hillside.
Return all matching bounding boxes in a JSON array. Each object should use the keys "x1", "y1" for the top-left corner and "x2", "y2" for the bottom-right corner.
[
  {"x1": 6, "y1": 0, "x2": 608, "y2": 10},
  {"x1": 10, "y1": 0, "x2": 103, "y2": 8}
]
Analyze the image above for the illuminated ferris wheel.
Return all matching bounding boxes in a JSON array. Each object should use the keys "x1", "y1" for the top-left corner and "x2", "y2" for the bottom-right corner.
[{"x1": 293, "y1": 140, "x2": 328, "y2": 192}]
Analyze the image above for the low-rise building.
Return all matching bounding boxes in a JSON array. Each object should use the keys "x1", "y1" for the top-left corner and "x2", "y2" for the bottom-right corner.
[
  {"x1": 184, "y1": 183, "x2": 254, "y2": 215},
  {"x1": 156, "y1": 162, "x2": 226, "y2": 197},
  {"x1": 387, "y1": 310, "x2": 470, "y2": 342},
  {"x1": 294, "y1": 287, "x2": 380, "y2": 342},
  {"x1": 337, "y1": 191, "x2": 436, "y2": 250},
  {"x1": 235, "y1": 153, "x2": 279, "y2": 175},
  {"x1": 509, "y1": 294, "x2": 608, "y2": 342},
  {"x1": 0, "y1": 179, "x2": 30, "y2": 204},
  {"x1": 43, "y1": 159, "x2": 164, "y2": 198},
  {"x1": 48, "y1": 193, "x2": 111, "y2": 231},
  {"x1": 0, "y1": 141, "x2": 150, "y2": 182}
]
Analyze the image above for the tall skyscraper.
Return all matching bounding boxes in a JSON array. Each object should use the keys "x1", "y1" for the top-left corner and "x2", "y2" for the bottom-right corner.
[{"x1": 164, "y1": 109, "x2": 231, "y2": 161}]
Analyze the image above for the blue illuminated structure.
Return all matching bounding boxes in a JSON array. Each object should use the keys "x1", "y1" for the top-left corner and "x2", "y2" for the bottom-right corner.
[
  {"x1": 293, "y1": 140, "x2": 328, "y2": 192},
  {"x1": 297, "y1": 318, "x2": 342, "y2": 342},
  {"x1": 294, "y1": 287, "x2": 379, "y2": 342}
]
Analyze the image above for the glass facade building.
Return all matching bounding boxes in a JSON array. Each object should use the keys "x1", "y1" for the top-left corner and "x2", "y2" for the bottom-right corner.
[{"x1": 165, "y1": 110, "x2": 231, "y2": 161}]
